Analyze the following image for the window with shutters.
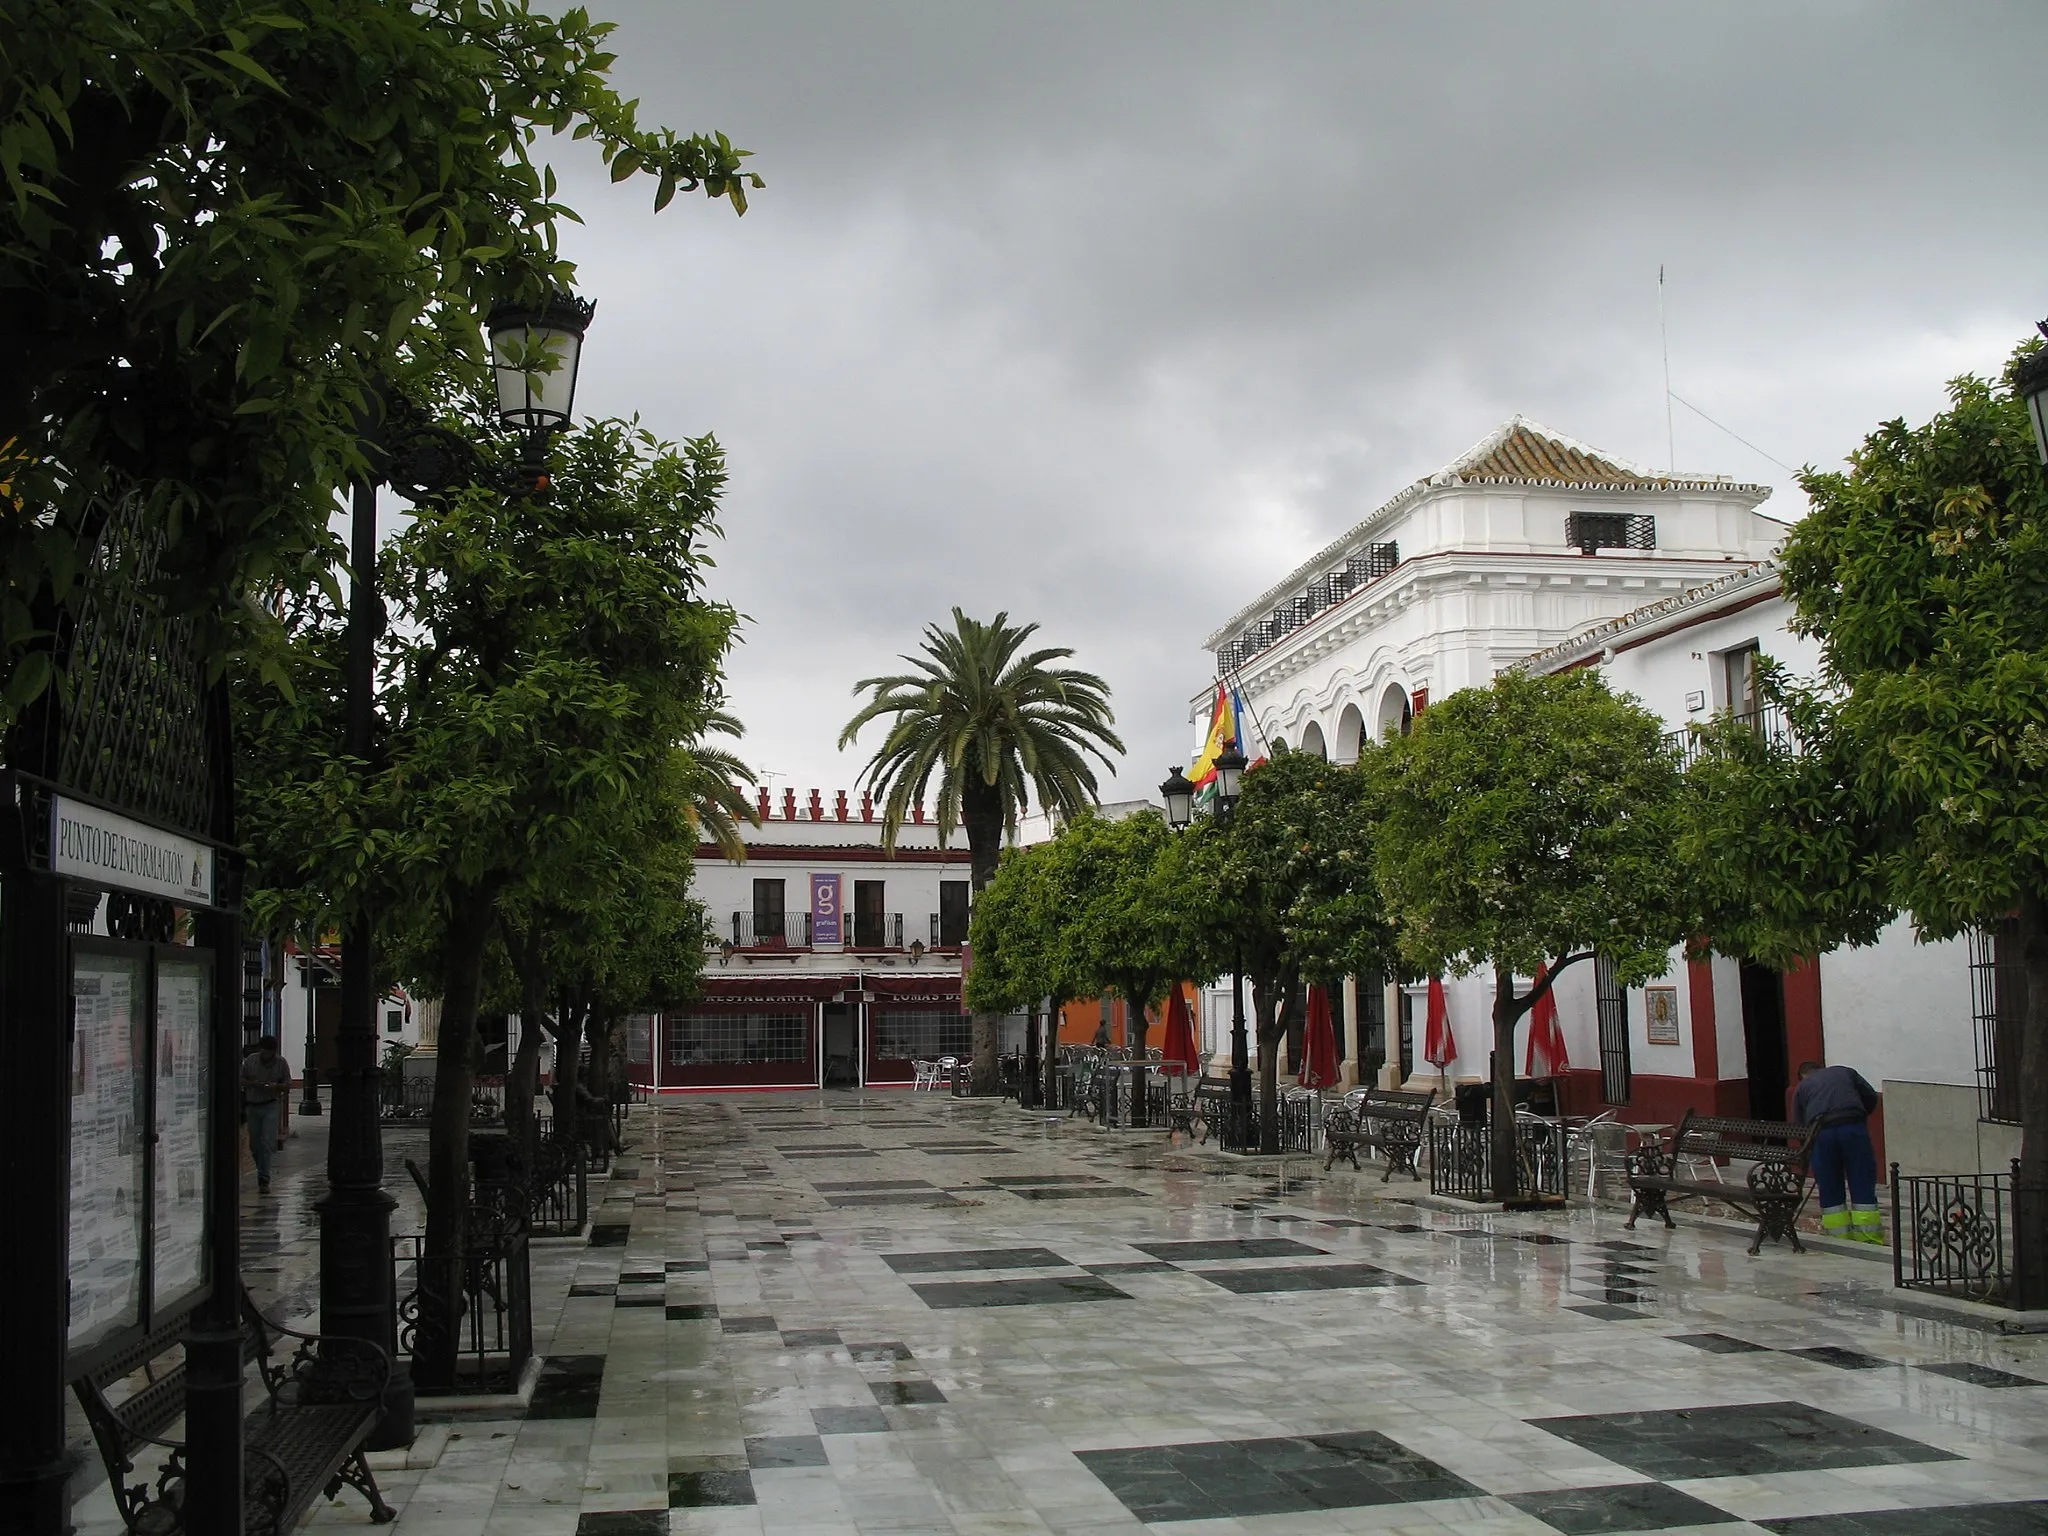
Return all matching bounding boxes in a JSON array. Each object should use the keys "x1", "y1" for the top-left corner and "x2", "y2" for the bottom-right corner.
[{"x1": 1971, "y1": 919, "x2": 2026, "y2": 1125}]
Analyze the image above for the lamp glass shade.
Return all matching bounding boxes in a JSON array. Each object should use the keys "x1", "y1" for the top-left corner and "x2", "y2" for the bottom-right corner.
[
  {"x1": 1158, "y1": 767, "x2": 1195, "y2": 830},
  {"x1": 1215, "y1": 746, "x2": 1247, "y2": 804},
  {"x1": 488, "y1": 291, "x2": 596, "y2": 432},
  {"x1": 2018, "y1": 335, "x2": 2048, "y2": 467}
]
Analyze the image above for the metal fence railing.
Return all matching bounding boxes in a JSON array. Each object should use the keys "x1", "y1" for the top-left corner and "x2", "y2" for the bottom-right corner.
[
  {"x1": 1429, "y1": 1118, "x2": 1569, "y2": 1201},
  {"x1": 1892, "y1": 1163, "x2": 2048, "y2": 1310},
  {"x1": 380, "y1": 1072, "x2": 506, "y2": 1125},
  {"x1": 393, "y1": 1182, "x2": 532, "y2": 1394}
]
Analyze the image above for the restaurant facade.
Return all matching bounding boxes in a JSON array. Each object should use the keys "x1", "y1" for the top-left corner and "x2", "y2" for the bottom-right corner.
[{"x1": 625, "y1": 787, "x2": 977, "y2": 1092}]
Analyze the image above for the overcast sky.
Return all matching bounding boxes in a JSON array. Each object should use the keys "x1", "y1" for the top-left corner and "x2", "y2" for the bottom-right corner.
[{"x1": 553, "y1": 2, "x2": 2048, "y2": 807}]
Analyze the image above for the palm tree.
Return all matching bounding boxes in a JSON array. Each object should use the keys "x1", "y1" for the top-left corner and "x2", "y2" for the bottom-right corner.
[
  {"x1": 679, "y1": 710, "x2": 760, "y2": 863},
  {"x1": 841, "y1": 609, "x2": 1122, "y2": 1092}
]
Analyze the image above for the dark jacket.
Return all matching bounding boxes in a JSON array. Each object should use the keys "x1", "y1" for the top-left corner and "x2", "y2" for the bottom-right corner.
[{"x1": 1793, "y1": 1065, "x2": 1879, "y2": 1128}]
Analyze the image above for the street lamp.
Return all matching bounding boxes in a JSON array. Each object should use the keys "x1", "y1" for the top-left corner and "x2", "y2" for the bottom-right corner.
[
  {"x1": 488, "y1": 289, "x2": 596, "y2": 489},
  {"x1": 2017, "y1": 321, "x2": 2048, "y2": 465},
  {"x1": 1158, "y1": 766, "x2": 1195, "y2": 831},
  {"x1": 1163, "y1": 745, "x2": 1253, "y2": 1150},
  {"x1": 318, "y1": 285, "x2": 595, "y2": 1446}
]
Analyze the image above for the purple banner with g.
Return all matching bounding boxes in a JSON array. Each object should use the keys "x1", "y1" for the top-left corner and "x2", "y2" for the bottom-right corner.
[{"x1": 810, "y1": 873, "x2": 842, "y2": 945}]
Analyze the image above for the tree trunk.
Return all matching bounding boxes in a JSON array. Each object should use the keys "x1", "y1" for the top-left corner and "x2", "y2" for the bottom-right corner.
[
  {"x1": 1490, "y1": 964, "x2": 1521, "y2": 1204},
  {"x1": 1043, "y1": 993, "x2": 1062, "y2": 1108},
  {"x1": 506, "y1": 938, "x2": 547, "y2": 1177},
  {"x1": 417, "y1": 889, "x2": 496, "y2": 1393},
  {"x1": 962, "y1": 782, "x2": 1005, "y2": 1095},
  {"x1": 1253, "y1": 976, "x2": 1284, "y2": 1154},
  {"x1": 585, "y1": 1010, "x2": 621, "y2": 1154},
  {"x1": 2022, "y1": 894, "x2": 2048, "y2": 1188},
  {"x1": 553, "y1": 995, "x2": 586, "y2": 1150}
]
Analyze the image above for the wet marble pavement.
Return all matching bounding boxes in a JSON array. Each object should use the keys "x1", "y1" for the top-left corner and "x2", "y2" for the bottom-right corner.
[{"x1": 71, "y1": 1091, "x2": 2048, "y2": 1534}]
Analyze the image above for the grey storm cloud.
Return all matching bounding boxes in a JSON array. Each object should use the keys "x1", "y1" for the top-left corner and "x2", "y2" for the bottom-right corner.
[{"x1": 549, "y1": 1, "x2": 2048, "y2": 803}]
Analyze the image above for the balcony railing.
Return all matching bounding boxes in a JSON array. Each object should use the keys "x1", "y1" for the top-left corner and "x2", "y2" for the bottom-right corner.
[
  {"x1": 1665, "y1": 703, "x2": 1798, "y2": 769},
  {"x1": 850, "y1": 912, "x2": 904, "y2": 949},
  {"x1": 929, "y1": 912, "x2": 968, "y2": 949},
  {"x1": 730, "y1": 911, "x2": 811, "y2": 948}
]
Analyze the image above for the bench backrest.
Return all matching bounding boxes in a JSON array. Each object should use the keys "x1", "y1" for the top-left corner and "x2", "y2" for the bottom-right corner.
[
  {"x1": 1357, "y1": 1087, "x2": 1435, "y2": 1121},
  {"x1": 1672, "y1": 1111, "x2": 1806, "y2": 1164}
]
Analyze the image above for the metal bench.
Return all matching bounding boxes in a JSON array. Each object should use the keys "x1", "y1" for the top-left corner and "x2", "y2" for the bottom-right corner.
[
  {"x1": 1626, "y1": 1110, "x2": 1810, "y2": 1254},
  {"x1": 1323, "y1": 1087, "x2": 1435, "y2": 1179},
  {"x1": 73, "y1": 1288, "x2": 395, "y2": 1533}
]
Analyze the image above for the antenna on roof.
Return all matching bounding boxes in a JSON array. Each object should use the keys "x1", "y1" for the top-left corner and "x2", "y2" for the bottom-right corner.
[{"x1": 1658, "y1": 265, "x2": 1675, "y2": 473}]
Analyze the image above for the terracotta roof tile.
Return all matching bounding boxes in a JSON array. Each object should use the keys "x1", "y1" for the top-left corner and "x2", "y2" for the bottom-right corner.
[{"x1": 1456, "y1": 422, "x2": 1664, "y2": 486}]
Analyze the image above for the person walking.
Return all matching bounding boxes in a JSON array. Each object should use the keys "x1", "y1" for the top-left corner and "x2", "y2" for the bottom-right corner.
[
  {"x1": 242, "y1": 1035, "x2": 292, "y2": 1194},
  {"x1": 1793, "y1": 1060, "x2": 1883, "y2": 1243}
]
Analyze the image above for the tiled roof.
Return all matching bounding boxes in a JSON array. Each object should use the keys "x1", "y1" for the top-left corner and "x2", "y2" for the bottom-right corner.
[{"x1": 1454, "y1": 420, "x2": 1667, "y2": 486}]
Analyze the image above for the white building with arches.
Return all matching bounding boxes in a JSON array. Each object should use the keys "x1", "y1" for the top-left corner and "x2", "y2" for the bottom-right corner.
[{"x1": 1188, "y1": 417, "x2": 1783, "y2": 1091}]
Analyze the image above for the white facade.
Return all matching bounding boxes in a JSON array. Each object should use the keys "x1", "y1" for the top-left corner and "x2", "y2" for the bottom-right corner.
[
  {"x1": 647, "y1": 786, "x2": 977, "y2": 1091},
  {"x1": 1193, "y1": 418, "x2": 1781, "y2": 1094},
  {"x1": 1520, "y1": 563, "x2": 2007, "y2": 1174}
]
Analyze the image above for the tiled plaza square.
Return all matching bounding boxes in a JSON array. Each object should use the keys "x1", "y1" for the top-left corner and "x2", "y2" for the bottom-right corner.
[{"x1": 65, "y1": 1089, "x2": 2048, "y2": 1535}]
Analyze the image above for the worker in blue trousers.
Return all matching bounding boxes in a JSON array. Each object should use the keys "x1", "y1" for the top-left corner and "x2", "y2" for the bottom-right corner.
[{"x1": 1793, "y1": 1059, "x2": 1884, "y2": 1243}]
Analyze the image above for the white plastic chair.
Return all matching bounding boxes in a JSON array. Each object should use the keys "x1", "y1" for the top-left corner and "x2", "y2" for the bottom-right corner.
[
  {"x1": 936, "y1": 1055, "x2": 960, "y2": 1092},
  {"x1": 911, "y1": 1059, "x2": 938, "y2": 1091}
]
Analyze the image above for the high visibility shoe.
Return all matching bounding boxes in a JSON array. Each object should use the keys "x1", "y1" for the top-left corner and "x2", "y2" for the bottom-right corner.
[
  {"x1": 1849, "y1": 1207, "x2": 1884, "y2": 1244},
  {"x1": 1820, "y1": 1207, "x2": 1851, "y2": 1235}
]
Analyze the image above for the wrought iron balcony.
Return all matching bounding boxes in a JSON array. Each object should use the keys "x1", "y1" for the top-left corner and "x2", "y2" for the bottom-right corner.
[
  {"x1": 849, "y1": 912, "x2": 904, "y2": 950},
  {"x1": 1665, "y1": 703, "x2": 1797, "y2": 769},
  {"x1": 729, "y1": 911, "x2": 812, "y2": 948}
]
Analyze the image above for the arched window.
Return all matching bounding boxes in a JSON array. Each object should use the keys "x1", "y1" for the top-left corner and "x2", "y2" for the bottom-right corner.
[
  {"x1": 1299, "y1": 721, "x2": 1327, "y2": 759},
  {"x1": 1375, "y1": 683, "x2": 1413, "y2": 742},
  {"x1": 1334, "y1": 704, "x2": 1365, "y2": 764}
]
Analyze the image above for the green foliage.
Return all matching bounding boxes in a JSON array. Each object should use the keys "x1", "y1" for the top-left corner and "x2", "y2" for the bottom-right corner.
[
  {"x1": 1772, "y1": 355, "x2": 2048, "y2": 941},
  {"x1": 239, "y1": 419, "x2": 738, "y2": 1004},
  {"x1": 1677, "y1": 660, "x2": 1891, "y2": 968},
  {"x1": 1368, "y1": 669, "x2": 1688, "y2": 988},
  {"x1": 966, "y1": 811, "x2": 1208, "y2": 1028},
  {"x1": 839, "y1": 608, "x2": 1122, "y2": 885},
  {"x1": 964, "y1": 840, "x2": 1072, "y2": 1015},
  {"x1": 0, "y1": 0, "x2": 758, "y2": 726}
]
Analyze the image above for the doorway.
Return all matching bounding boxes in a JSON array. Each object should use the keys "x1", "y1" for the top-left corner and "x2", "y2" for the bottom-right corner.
[
  {"x1": 822, "y1": 1004, "x2": 855, "y2": 1087},
  {"x1": 1739, "y1": 961, "x2": 1789, "y2": 1118}
]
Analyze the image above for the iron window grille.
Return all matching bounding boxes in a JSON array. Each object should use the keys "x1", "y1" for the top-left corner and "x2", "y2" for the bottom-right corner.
[
  {"x1": 666, "y1": 1011, "x2": 808, "y2": 1065},
  {"x1": 1595, "y1": 951, "x2": 1632, "y2": 1105},
  {"x1": 1971, "y1": 919, "x2": 2026, "y2": 1125},
  {"x1": 873, "y1": 1007, "x2": 972, "y2": 1062},
  {"x1": 1356, "y1": 972, "x2": 1386, "y2": 1076},
  {"x1": 1565, "y1": 512, "x2": 1655, "y2": 553}
]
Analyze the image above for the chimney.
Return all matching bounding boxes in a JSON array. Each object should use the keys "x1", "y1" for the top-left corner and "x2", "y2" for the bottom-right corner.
[
  {"x1": 835, "y1": 790, "x2": 849, "y2": 822},
  {"x1": 808, "y1": 788, "x2": 823, "y2": 821},
  {"x1": 861, "y1": 791, "x2": 873, "y2": 823},
  {"x1": 756, "y1": 786, "x2": 771, "y2": 822},
  {"x1": 782, "y1": 787, "x2": 797, "y2": 821}
]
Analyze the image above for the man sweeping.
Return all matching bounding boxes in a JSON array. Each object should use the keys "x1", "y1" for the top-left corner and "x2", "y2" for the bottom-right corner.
[{"x1": 1793, "y1": 1060, "x2": 1884, "y2": 1244}]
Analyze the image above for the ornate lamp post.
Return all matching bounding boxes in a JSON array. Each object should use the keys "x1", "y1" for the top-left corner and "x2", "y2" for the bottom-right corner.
[
  {"x1": 319, "y1": 287, "x2": 593, "y2": 1447},
  {"x1": 1159, "y1": 750, "x2": 1251, "y2": 1148},
  {"x1": 2015, "y1": 323, "x2": 2048, "y2": 463}
]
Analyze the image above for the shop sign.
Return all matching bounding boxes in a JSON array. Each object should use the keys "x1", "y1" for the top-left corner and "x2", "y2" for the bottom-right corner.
[
  {"x1": 810, "y1": 872, "x2": 842, "y2": 945},
  {"x1": 51, "y1": 796, "x2": 214, "y2": 905}
]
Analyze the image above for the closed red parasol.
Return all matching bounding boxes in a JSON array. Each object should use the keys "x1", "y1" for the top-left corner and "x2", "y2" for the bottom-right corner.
[
  {"x1": 1297, "y1": 983, "x2": 1340, "y2": 1088},
  {"x1": 1524, "y1": 963, "x2": 1570, "y2": 1078},
  {"x1": 1423, "y1": 976, "x2": 1456, "y2": 1071},
  {"x1": 1161, "y1": 985, "x2": 1202, "y2": 1074}
]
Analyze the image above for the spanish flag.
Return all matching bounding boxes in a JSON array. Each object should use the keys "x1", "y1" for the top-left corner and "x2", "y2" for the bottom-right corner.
[{"x1": 1191, "y1": 682, "x2": 1257, "y2": 805}]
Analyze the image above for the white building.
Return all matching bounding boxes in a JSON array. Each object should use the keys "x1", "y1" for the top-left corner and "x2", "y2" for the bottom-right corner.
[
  {"x1": 1518, "y1": 563, "x2": 2015, "y2": 1176},
  {"x1": 1192, "y1": 417, "x2": 1783, "y2": 1095},
  {"x1": 624, "y1": 785, "x2": 975, "y2": 1092}
]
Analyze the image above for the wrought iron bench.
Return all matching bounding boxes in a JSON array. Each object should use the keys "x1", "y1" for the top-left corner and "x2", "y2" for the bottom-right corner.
[
  {"x1": 1626, "y1": 1110, "x2": 1810, "y2": 1255},
  {"x1": 1324, "y1": 1087, "x2": 1435, "y2": 1179},
  {"x1": 73, "y1": 1288, "x2": 395, "y2": 1533},
  {"x1": 1191, "y1": 1078, "x2": 1236, "y2": 1144}
]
